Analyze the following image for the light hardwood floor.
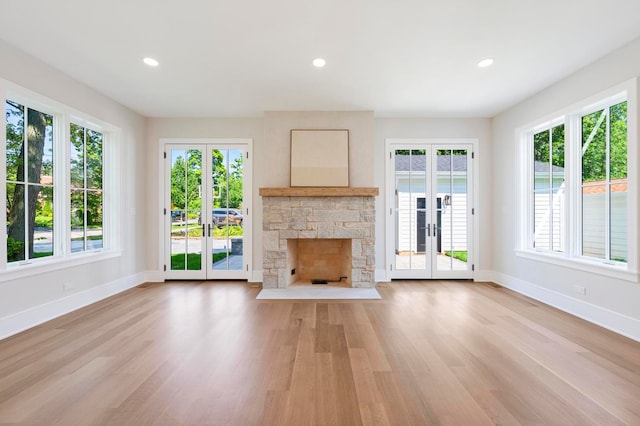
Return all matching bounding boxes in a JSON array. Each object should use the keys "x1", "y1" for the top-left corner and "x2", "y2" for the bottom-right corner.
[{"x1": 1, "y1": 281, "x2": 639, "y2": 425}]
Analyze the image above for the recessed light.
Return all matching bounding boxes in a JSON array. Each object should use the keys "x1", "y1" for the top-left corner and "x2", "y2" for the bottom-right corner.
[
  {"x1": 477, "y1": 58, "x2": 494, "y2": 68},
  {"x1": 143, "y1": 57, "x2": 159, "y2": 67},
  {"x1": 312, "y1": 58, "x2": 326, "y2": 68}
]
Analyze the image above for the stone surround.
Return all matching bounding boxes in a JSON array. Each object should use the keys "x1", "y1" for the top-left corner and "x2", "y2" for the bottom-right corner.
[{"x1": 261, "y1": 193, "x2": 376, "y2": 288}]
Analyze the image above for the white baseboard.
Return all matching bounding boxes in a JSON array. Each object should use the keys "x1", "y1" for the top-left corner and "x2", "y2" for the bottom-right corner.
[
  {"x1": 375, "y1": 269, "x2": 389, "y2": 282},
  {"x1": 144, "y1": 270, "x2": 165, "y2": 283},
  {"x1": 251, "y1": 270, "x2": 263, "y2": 283},
  {"x1": 474, "y1": 269, "x2": 495, "y2": 282},
  {"x1": 144, "y1": 270, "x2": 262, "y2": 283},
  {"x1": 492, "y1": 271, "x2": 640, "y2": 342},
  {"x1": 0, "y1": 272, "x2": 145, "y2": 341}
]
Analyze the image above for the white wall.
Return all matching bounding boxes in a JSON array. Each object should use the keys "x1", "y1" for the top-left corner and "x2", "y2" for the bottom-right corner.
[
  {"x1": 263, "y1": 111, "x2": 375, "y2": 187},
  {"x1": 0, "y1": 39, "x2": 147, "y2": 338},
  {"x1": 492, "y1": 36, "x2": 640, "y2": 340},
  {"x1": 375, "y1": 118, "x2": 492, "y2": 279}
]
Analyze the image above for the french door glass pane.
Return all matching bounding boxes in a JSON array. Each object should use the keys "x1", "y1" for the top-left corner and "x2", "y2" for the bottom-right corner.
[
  {"x1": 436, "y1": 149, "x2": 468, "y2": 272},
  {"x1": 211, "y1": 149, "x2": 244, "y2": 271},
  {"x1": 395, "y1": 149, "x2": 427, "y2": 271},
  {"x1": 170, "y1": 149, "x2": 202, "y2": 271}
]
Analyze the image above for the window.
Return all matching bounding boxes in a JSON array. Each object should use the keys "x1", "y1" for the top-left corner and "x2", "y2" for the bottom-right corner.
[
  {"x1": 70, "y1": 124, "x2": 103, "y2": 253},
  {"x1": 581, "y1": 101, "x2": 627, "y2": 262},
  {"x1": 532, "y1": 123, "x2": 565, "y2": 252},
  {"x1": 518, "y1": 82, "x2": 635, "y2": 276},
  {"x1": 2, "y1": 86, "x2": 118, "y2": 275},
  {"x1": 5, "y1": 101, "x2": 55, "y2": 262}
]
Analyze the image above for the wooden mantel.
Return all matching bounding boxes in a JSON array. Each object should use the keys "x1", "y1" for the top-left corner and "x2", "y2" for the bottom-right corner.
[{"x1": 259, "y1": 187, "x2": 379, "y2": 197}]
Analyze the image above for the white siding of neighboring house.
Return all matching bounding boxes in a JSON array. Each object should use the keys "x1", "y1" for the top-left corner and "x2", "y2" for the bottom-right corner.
[
  {"x1": 582, "y1": 192, "x2": 627, "y2": 261},
  {"x1": 396, "y1": 174, "x2": 468, "y2": 253},
  {"x1": 532, "y1": 181, "x2": 627, "y2": 261},
  {"x1": 533, "y1": 189, "x2": 565, "y2": 252}
]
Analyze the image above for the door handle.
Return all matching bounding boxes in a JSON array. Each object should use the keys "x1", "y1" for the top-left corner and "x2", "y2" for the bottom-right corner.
[
  {"x1": 433, "y1": 224, "x2": 437, "y2": 237},
  {"x1": 207, "y1": 223, "x2": 212, "y2": 237},
  {"x1": 202, "y1": 224, "x2": 205, "y2": 237},
  {"x1": 427, "y1": 225, "x2": 430, "y2": 237}
]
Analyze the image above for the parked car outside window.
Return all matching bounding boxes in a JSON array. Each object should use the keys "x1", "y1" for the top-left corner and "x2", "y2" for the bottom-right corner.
[
  {"x1": 196, "y1": 208, "x2": 243, "y2": 226},
  {"x1": 212, "y1": 209, "x2": 243, "y2": 227}
]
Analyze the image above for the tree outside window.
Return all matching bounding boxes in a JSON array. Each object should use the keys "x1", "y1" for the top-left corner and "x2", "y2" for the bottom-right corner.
[{"x1": 5, "y1": 100, "x2": 54, "y2": 262}]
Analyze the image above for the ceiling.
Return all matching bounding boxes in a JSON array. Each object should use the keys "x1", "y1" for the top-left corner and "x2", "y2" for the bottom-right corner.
[{"x1": 1, "y1": 0, "x2": 640, "y2": 118}]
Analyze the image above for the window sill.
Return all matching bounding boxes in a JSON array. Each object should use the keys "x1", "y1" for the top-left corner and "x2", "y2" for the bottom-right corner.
[
  {"x1": 514, "y1": 249, "x2": 638, "y2": 282},
  {"x1": 0, "y1": 250, "x2": 122, "y2": 283}
]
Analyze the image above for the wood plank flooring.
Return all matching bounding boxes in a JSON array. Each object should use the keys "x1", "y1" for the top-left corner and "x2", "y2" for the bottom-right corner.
[{"x1": 1, "y1": 280, "x2": 639, "y2": 425}]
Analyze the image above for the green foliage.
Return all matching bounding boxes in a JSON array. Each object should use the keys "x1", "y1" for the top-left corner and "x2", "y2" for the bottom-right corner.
[
  {"x1": 582, "y1": 102, "x2": 627, "y2": 183},
  {"x1": 7, "y1": 237, "x2": 24, "y2": 261},
  {"x1": 170, "y1": 252, "x2": 229, "y2": 270},
  {"x1": 219, "y1": 176, "x2": 243, "y2": 208},
  {"x1": 533, "y1": 124, "x2": 565, "y2": 174},
  {"x1": 213, "y1": 225, "x2": 243, "y2": 237},
  {"x1": 444, "y1": 251, "x2": 467, "y2": 262},
  {"x1": 32, "y1": 251, "x2": 53, "y2": 258},
  {"x1": 214, "y1": 151, "x2": 243, "y2": 209},
  {"x1": 5, "y1": 100, "x2": 24, "y2": 183},
  {"x1": 171, "y1": 253, "x2": 202, "y2": 270},
  {"x1": 170, "y1": 224, "x2": 203, "y2": 238},
  {"x1": 35, "y1": 215, "x2": 53, "y2": 228},
  {"x1": 582, "y1": 110, "x2": 607, "y2": 182},
  {"x1": 86, "y1": 129, "x2": 103, "y2": 189},
  {"x1": 70, "y1": 124, "x2": 103, "y2": 189},
  {"x1": 609, "y1": 102, "x2": 627, "y2": 180},
  {"x1": 171, "y1": 150, "x2": 202, "y2": 212},
  {"x1": 86, "y1": 190, "x2": 103, "y2": 226},
  {"x1": 395, "y1": 149, "x2": 426, "y2": 155},
  {"x1": 35, "y1": 188, "x2": 54, "y2": 228}
]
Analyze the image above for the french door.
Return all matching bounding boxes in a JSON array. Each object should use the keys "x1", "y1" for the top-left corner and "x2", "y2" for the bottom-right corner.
[
  {"x1": 164, "y1": 142, "x2": 251, "y2": 280},
  {"x1": 387, "y1": 143, "x2": 473, "y2": 279}
]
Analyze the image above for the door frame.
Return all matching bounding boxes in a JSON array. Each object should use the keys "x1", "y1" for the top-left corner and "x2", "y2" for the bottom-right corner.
[
  {"x1": 385, "y1": 139, "x2": 478, "y2": 280},
  {"x1": 158, "y1": 138, "x2": 253, "y2": 281}
]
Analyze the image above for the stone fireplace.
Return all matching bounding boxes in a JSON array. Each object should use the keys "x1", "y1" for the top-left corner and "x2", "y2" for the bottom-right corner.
[{"x1": 259, "y1": 187, "x2": 378, "y2": 288}]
